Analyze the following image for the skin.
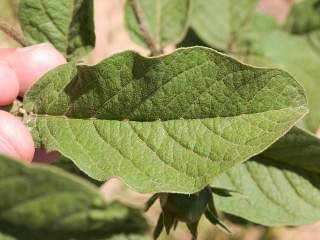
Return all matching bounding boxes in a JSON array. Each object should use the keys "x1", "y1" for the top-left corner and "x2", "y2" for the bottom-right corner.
[
  {"x1": 0, "y1": 61, "x2": 19, "y2": 106},
  {"x1": 0, "y1": 110, "x2": 34, "y2": 162},
  {"x1": 0, "y1": 48, "x2": 15, "y2": 59},
  {"x1": 6, "y1": 43, "x2": 66, "y2": 96},
  {"x1": 0, "y1": 43, "x2": 66, "y2": 162}
]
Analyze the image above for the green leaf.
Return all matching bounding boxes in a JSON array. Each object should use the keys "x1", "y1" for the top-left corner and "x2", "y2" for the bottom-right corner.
[
  {"x1": 246, "y1": 31, "x2": 320, "y2": 132},
  {"x1": 0, "y1": 233, "x2": 15, "y2": 240},
  {"x1": 24, "y1": 47, "x2": 307, "y2": 193},
  {"x1": 125, "y1": 0, "x2": 191, "y2": 48},
  {"x1": 18, "y1": 0, "x2": 95, "y2": 60},
  {"x1": 262, "y1": 127, "x2": 320, "y2": 173},
  {"x1": 0, "y1": 155, "x2": 147, "y2": 240},
  {"x1": 51, "y1": 156, "x2": 103, "y2": 186},
  {"x1": 235, "y1": 13, "x2": 281, "y2": 52},
  {"x1": 212, "y1": 127, "x2": 320, "y2": 226},
  {"x1": 308, "y1": 30, "x2": 320, "y2": 53},
  {"x1": 191, "y1": 0, "x2": 259, "y2": 51},
  {"x1": 285, "y1": 0, "x2": 320, "y2": 34},
  {"x1": 180, "y1": 12, "x2": 280, "y2": 51},
  {"x1": 177, "y1": 29, "x2": 209, "y2": 48},
  {"x1": 284, "y1": 0, "x2": 320, "y2": 59}
]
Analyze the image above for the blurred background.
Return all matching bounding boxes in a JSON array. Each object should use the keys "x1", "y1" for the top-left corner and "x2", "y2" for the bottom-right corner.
[{"x1": 1, "y1": 0, "x2": 320, "y2": 239}]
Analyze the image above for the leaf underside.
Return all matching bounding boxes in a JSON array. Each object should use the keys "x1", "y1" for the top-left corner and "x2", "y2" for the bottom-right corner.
[
  {"x1": 18, "y1": 0, "x2": 95, "y2": 60},
  {"x1": 24, "y1": 47, "x2": 307, "y2": 193},
  {"x1": 212, "y1": 127, "x2": 320, "y2": 226}
]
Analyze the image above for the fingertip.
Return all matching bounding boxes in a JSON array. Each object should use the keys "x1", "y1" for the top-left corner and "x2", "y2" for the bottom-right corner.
[
  {"x1": 0, "y1": 48, "x2": 15, "y2": 61},
  {"x1": 6, "y1": 43, "x2": 66, "y2": 96},
  {"x1": 0, "y1": 110, "x2": 35, "y2": 162},
  {"x1": 0, "y1": 62, "x2": 19, "y2": 106}
]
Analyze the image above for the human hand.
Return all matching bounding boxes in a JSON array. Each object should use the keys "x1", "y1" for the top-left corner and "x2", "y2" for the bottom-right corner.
[{"x1": 0, "y1": 43, "x2": 66, "y2": 162}]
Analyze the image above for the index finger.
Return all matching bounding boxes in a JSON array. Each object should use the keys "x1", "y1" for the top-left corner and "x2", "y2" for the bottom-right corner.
[{"x1": 6, "y1": 43, "x2": 66, "y2": 96}]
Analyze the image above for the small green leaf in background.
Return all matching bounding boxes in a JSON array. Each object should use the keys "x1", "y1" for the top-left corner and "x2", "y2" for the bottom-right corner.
[
  {"x1": 285, "y1": 0, "x2": 320, "y2": 34},
  {"x1": 191, "y1": 0, "x2": 259, "y2": 51},
  {"x1": 284, "y1": 0, "x2": 320, "y2": 55},
  {"x1": 18, "y1": 0, "x2": 95, "y2": 60},
  {"x1": 24, "y1": 47, "x2": 307, "y2": 193},
  {"x1": 125, "y1": 0, "x2": 191, "y2": 49},
  {"x1": 212, "y1": 127, "x2": 320, "y2": 226},
  {"x1": 0, "y1": 155, "x2": 147, "y2": 240}
]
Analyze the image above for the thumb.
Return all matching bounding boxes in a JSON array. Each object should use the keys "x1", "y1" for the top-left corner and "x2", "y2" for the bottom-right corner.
[{"x1": 6, "y1": 43, "x2": 66, "y2": 96}]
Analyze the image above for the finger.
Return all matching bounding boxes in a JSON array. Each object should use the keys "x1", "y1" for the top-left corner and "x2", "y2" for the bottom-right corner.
[
  {"x1": 0, "y1": 48, "x2": 15, "y2": 60},
  {"x1": 0, "y1": 62, "x2": 19, "y2": 106},
  {"x1": 6, "y1": 43, "x2": 66, "y2": 96},
  {"x1": 0, "y1": 110, "x2": 35, "y2": 162}
]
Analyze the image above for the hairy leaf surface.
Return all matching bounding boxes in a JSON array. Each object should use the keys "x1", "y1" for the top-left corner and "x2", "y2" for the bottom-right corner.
[
  {"x1": 24, "y1": 47, "x2": 307, "y2": 193},
  {"x1": 0, "y1": 155, "x2": 147, "y2": 240},
  {"x1": 125, "y1": 0, "x2": 191, "y2": 48},
  {"x1": 18, "y1": 0, "x2": 95, "y2": 60},
  {"x1": 247, "y1": 31, "x2": 320, "y2": 132},
  {"x1": 188, "y1": 0, "x2": 320, "y2": 132},
  {"x1": 213, "y1": 127, "x2": 320, "y2": 225}
]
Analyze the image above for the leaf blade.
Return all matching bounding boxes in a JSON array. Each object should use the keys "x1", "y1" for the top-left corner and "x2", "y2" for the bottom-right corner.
[
  {"x1": 212, "y1": 127, "x2": 320, "y2": 225},
  {"x1": 191, "y1": 0, "x2": 259, "y2": 51},
  {"x1": 24, "y1": 47, "x2": 308, "y2": 193},
  {"x1": 285, "y1": 0, "x2": 320, "y2": 35},
  {"x1": 18, "y1": 0, "x2": 95, "y2": 60},
  {"x1": 125, "y1": 0, "x2": 191, "y2": 48},
  {"x1": 0, "y1": 155, "x2": 147, "y2": 240}
]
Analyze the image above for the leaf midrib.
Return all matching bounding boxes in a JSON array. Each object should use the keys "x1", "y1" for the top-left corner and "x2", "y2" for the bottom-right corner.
[{"x1": 29, "y1": 105, "x2": 307, "y2": 122}]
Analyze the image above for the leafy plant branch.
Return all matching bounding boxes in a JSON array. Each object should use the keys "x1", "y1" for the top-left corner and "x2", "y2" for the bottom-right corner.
[
  {"x1": 128, "y1": 0, "x2": 162, "y2": 56},
  {"x1": 0, "y1": 21, "x2": 30, "y2": 47},
  {"x1": 2, "y1": 0, "x2": 320, "y2": 239}
]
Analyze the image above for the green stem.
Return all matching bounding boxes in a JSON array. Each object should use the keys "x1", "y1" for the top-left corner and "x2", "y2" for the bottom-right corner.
[{"x1": 129, "y1": 0, "x2": 162, "y2": 56}]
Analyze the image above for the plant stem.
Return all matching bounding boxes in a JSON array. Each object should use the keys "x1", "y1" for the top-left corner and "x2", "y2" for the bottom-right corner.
[
  {"x1": 0, "y1": 21, "x2": 31, "y2": 47},
  {"x1": 129, "y1": 0, "x2": 162, "y2": 56}
]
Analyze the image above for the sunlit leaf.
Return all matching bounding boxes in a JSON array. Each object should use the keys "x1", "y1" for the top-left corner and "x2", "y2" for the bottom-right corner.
[{"x1": 24, "y1": 47, "x2": 307, "y2": 193}]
